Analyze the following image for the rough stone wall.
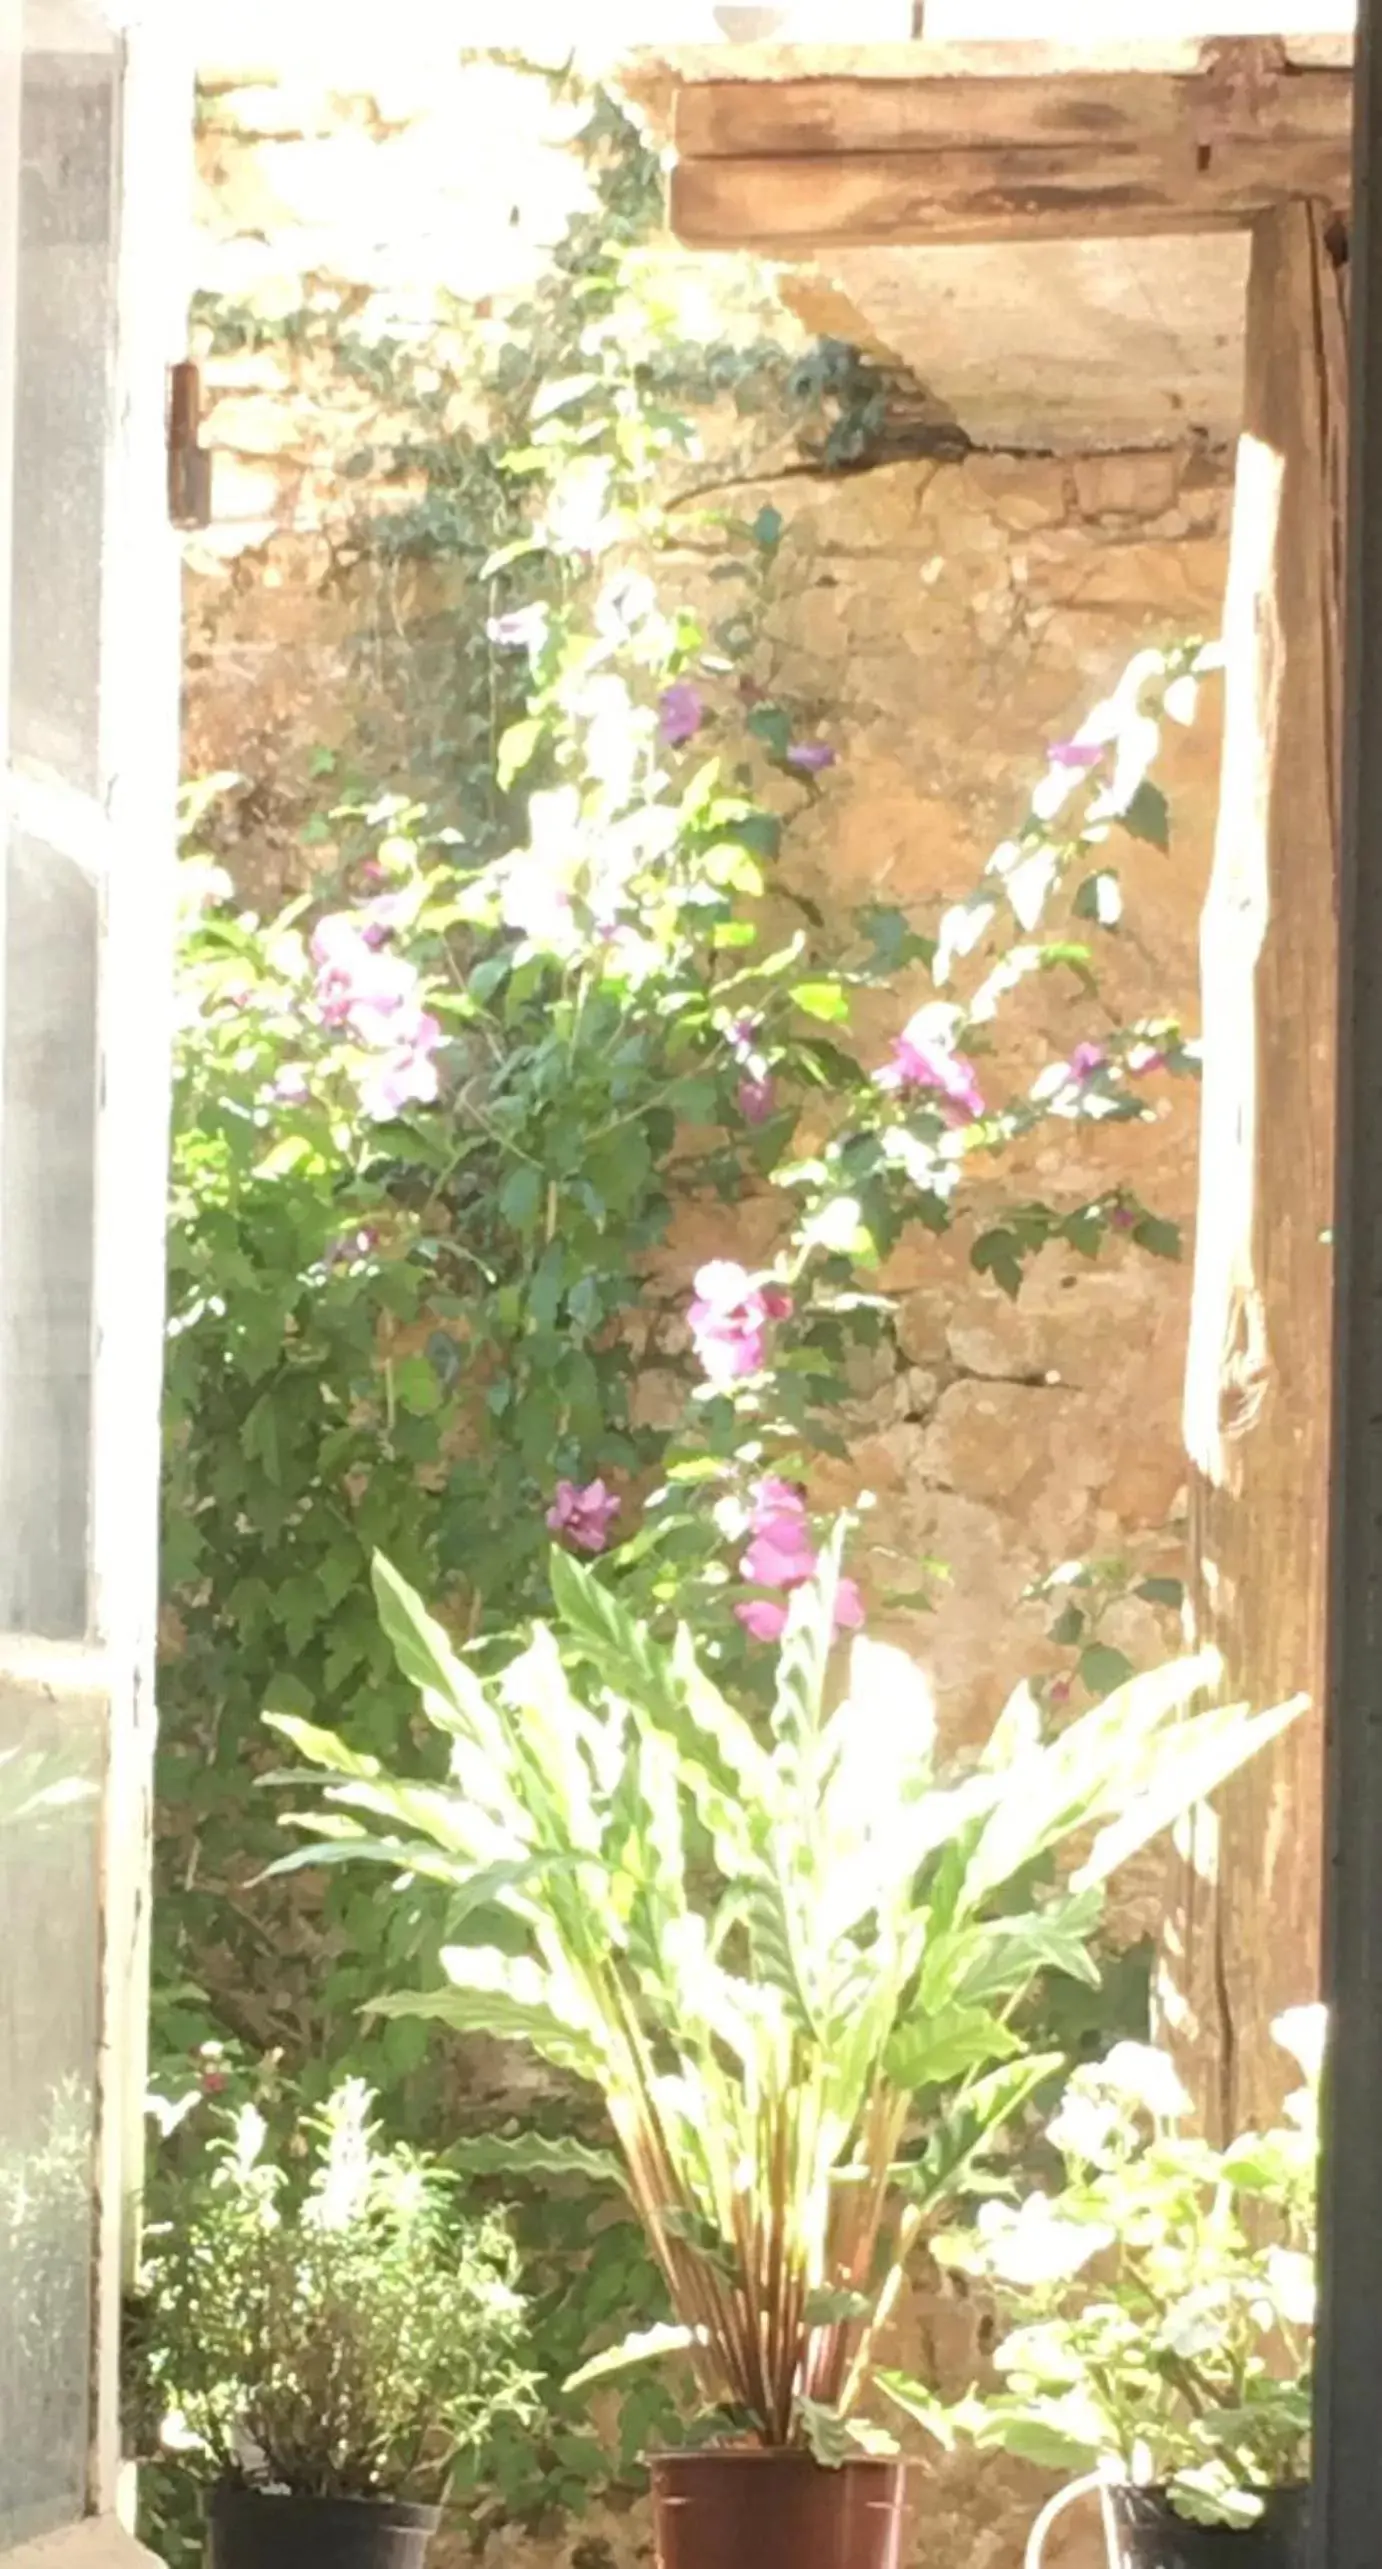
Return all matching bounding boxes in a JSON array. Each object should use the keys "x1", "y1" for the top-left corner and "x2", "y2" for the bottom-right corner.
[{"x1": 183, "y1": 54, "x2": 1232, "y2": 2569}]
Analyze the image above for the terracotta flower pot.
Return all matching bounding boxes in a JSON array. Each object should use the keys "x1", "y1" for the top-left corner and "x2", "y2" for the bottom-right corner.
[
  {"x1": 206, "y1": 2482, "x2": 441, "y2": 2569},
  {"x1": 650, "y1": 2447, "x2": 917, "y2": 2569},
  {"x1": 1102, "y1": 2484, "x2": 1310, "y2": 2569}
]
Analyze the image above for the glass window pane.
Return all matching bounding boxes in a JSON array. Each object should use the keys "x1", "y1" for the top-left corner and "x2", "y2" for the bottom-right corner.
[
  {"x1": 0, "y1": 1669, "x2": 100, "y2": 2546},
  {"x1": 0, "y1": 837, "x2": 98, "y2": 1639},
  {"x1": 10, "y1": 3, "x2": 118, "y2": 792}
]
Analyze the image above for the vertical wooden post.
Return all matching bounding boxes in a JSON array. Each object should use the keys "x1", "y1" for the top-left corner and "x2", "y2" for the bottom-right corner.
[{"x1": 1167, "y1": 197, "x2": 1346, "y2": 2140}]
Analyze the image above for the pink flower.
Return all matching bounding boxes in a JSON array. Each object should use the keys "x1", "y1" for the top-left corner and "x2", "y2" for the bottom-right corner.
[
  {"x1": 738, "y1": 1074, "x2": 776, "y2": 1125},
  {"x1": 886, "y1": 1011, "x2": 985, "y2": 1121},
  {"x1": 736, "y1": 1597, "x2": 789, "y2": 1643},
  {"x1": 487, "y1": 603, "x2": 547, "y2": 652},
  {"x1": 1069, "y1": 1041, "x2": 1107, "y2": 1081},
  {"x1": 737, "y1": 1478, "x2": 867, "y2": 1636},
  {"x1": 659, "y1": 682, "x2": 704, "y2": 747},
  {"x1": 687, "y1": 1262, "x2": 791, "y2": 1389},
  {"x1": 312, "y1": 914, "x2": 419, "y2": 1039},
  {"x1": 547, "y1": 1478, "x2": 621, "y2": 1555},
  {"x1": 742, "y1": 1480, "x2": 816, "y2": 1586},
  {"x1": 1048, "y1": 739, "x2": 1104, "y2": 771},
  {"x1": 786, "y1": 739, "x2": 835, "y2": 774},
  {"x1": 728, "y1": 1016, "x2": 760, "y2": 1061},
  {"x1": 834, "y1": 1577, "x2": 865, "y2": 1631},
  {"x1": 358, "y1": 1014, "x2": 443, "y2": 1122},
  {"x1": 361, "y1": 890, "x2": 416, "y2": 947},
  {"x1": 1110, "y1": 1205, "x2": 1137, "y2": 1232},
  {"x1": 1128, "y1": 1043, "x2": 1167, "y2": 1076}
]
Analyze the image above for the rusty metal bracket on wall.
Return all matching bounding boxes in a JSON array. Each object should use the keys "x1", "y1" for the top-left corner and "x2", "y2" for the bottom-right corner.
[{"x1": 166, "y1": 359, "x2": 211, "y2": 531}]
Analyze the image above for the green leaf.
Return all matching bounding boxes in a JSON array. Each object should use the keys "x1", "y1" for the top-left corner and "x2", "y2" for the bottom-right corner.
[
  {"x1": 746, "y1": 704, "x2": 791, "y2": 760},
  {"x1": 1078, "y1": 1642, "x2": 1135, "y2": 1697},
  {"x1": 1049, "y1": 1602, "x2": 1085, "y2": 1647},
  {"x1": 790, "y1": 979, "x2": 851, "y2": 1025},
  {"x1": 393, "y1": 1354, "x2": 442, "y2": 1417},
  {"x1": 750, "y1": 503, "x2": 784, "y2": 551},
  {"x1": 497, "y1": 718, "x2": 543, "y2": 790},
  {"x1": 447, "y1": 2131, "x2": 627, "y2": 2191},
  {"x1": 1073, "y1": 870, "x2": 1122, "y2": 927},
  {"x1": 498, "y1": 1163, "x2": 544, "y2": 1234},
  {"x1": 371, "y1": 1948, "x2": 603, "y2": 2080},
  {"x1": 1072, "y1": 1693, "x2": 1307, "y2": 1892},
  {"x1": 874, "y1": 2373, "x2": 957, "y2": 2449},
  {"x1": 565, "y1": 2322, "x2": 704, "y2": 2394},
  {"x1": 1121, "y1": 780, "x2": 1170, "y2": 851},
  {"x1": 886, "y1": 2004, "x2": 1021, "y2": 2092},
  {"x1": 1137, "y1": 1576, "x2": 1185, "y2": 1609},
  {"x1": 889, "y1": 2055, "x2": 1063, "y2": 2223},
  {"x1": 971, "y1": 1229, "x2": 1024, "y2": 1300},
  {"x1": 1132, "y1": 1214, "x2": 1182, "y2": 1261}
]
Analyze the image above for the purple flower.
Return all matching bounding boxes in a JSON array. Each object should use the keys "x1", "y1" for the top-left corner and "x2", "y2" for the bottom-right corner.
[
  {"x1": 738, "y1": 1074, "x2": 776, "y2": 1125},
  {"x1": 546, "y1": 1478, "x2": 621, "y2": 1555},
  {"x1": 324, "y1": 1225, "x2": 378, "y2": 1269},
  {"x1": 687, "y1": 1262, "x2": 791, "y2": 1389},
  {"x1": 487, "y1": 603, "x2": 548, "y2": 653},
  {"x1": 885, "y1": 1011, "x2": 985, "y2": 1121},
  {"x1": 728, "y1": 1016, "x2": 760, "y2": 1061},
  {"x1": 658, "y1": 681, "x2": 704, "y2": 748},
  {"x1": 1110, "y1": 1205, "x2": 1137, "y2": 1232},
  {"x1": 1069, "y1": 1041, "x2": 1107, "y2": 1081},
  {"x1": 786, "y1": 739, "x2": 836, "y2": 775}
]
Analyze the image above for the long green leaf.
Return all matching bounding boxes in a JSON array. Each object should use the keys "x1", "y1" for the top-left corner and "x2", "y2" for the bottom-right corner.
[
  {"x1": 565, "y1": 2322, "x2": 705, "y2": 2393},
  {"x1": 446, "y1": 2131, "x2": 627, "y2": 2191},
  {"x1": 1072, "y1": 1693, "x2": 1307, "y2": 1890},
  {"x1": 890, "y1": 2054, "x2": 1062, "y2": 2222}
]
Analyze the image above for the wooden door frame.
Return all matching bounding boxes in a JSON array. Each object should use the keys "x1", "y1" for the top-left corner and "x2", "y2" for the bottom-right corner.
[{"x1": 0, "y1": 4, "x2": 189, "y2": 2562}]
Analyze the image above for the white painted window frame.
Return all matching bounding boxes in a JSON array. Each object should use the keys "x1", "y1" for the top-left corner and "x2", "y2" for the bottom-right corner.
[{"x1": 0, "y1": 4, "x2": 189, "y2": 2562}]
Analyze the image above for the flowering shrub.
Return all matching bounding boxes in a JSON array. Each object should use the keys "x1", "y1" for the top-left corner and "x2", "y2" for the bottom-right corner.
[
  {"x1": 884, "y1": 2012, "x2": 1321, "y2": 2524},
  {"x1": 159, "y1": 63, "x2": 1212, "y2": 2532}
]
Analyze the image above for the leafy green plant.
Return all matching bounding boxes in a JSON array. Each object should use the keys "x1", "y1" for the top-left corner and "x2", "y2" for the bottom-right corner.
[
  {"x1": 161, "y1": 60, "x2": 1225, "y2": 2527},
  {"x1": 268, "y1": 1545, "x2": 1300, "y2": 2459},
  {"x1": 884, "y1": 2012, "x2": 1321, "y2": 2523},
  {"x1": 131, "y1": 2080, "x2": 538, "y2": 2505}
]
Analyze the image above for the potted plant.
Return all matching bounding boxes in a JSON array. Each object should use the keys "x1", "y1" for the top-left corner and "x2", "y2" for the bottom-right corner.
[
  {"x1": 133, "y1": 2078, "x2": 538, "y2": 2569},
  {"x1": 270, "y1": 1542, "x2": 1302, "y2": 2569},
  {"x1": 884, "y1": 2014, "x2": 1321, "y2": 2569}
]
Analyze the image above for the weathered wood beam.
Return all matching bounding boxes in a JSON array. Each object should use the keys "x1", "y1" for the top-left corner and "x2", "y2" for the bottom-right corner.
[
  {"x1": 674, "y1": 53, "x2": 1352, "y2": 157},
  {"x1": 668, "y1": 43, "x2": 1351, "y2": 251},
  {"x1": 671, "y1": 138, "x2": 1350, "y2": 249},
  {"x1": 1165, "y1": 195, "x2": 1346, "y2": 2139}
]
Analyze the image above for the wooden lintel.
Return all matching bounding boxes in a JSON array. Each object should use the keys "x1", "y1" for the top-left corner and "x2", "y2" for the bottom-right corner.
[
  {"x1": 670, "y1": 136, "x2": 1351, "y2": 253},
  {"x1": 668, "y1": 44, "x2": 1351, "y2": 253}
]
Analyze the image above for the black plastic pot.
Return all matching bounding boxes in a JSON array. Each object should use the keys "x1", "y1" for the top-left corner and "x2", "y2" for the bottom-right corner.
[
  {"x1": 1103, "y1": 2484, "x2": 1310, "y2": 2569},
  {"x1": 206, "y1": 2482, "x2": 441, "y2": 2569},
  {"x1": 650, "y1": 2448, "x2": 917, "y2": 2569}
]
